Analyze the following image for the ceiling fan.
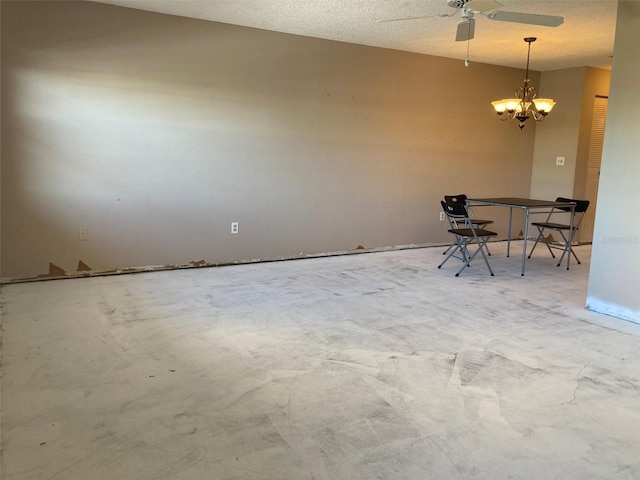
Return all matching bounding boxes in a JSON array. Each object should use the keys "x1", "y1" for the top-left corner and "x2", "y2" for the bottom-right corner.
[
  {"x1": 382, "y1": 0, "x2": 564, "y2": 42},
  {"x1": 453, "y1": 0, "x2": 564, "y2": 41}
]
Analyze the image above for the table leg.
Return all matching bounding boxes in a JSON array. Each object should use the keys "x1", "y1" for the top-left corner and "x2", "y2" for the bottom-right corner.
[
  {"x1": 522, "y1": 207, "x2": 529, "y2": 276},
  {"x1": 506, "y1": 207, "x2": 513, "y2": 257}
]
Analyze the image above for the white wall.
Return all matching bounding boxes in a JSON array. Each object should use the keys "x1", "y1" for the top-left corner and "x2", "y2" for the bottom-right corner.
[{"x1": 586, "y1": 1, "x2": 640, "y2": 323}]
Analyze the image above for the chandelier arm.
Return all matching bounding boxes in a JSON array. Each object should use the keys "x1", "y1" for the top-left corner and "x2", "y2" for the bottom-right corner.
[{"x1": 531, "y1": 110, "x2": 545, "y2": 121}]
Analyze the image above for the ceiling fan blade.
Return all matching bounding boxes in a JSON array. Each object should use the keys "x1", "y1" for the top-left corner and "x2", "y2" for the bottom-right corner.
[
  {"x1": 484, "y1": 10, "x2": 564, "y2": 27},
  {"x1": 466, "y1": 0, "x2": 502, "y2": 13},
  {"x1": 376, "y1": 13, "x2": 454, "y2": 23},
  {"x1": 376, "y1": 15, "x2": 434, "y2": 23},
  {"x1": 455, "y1": 19, "x2": 475, "y2": 42}
]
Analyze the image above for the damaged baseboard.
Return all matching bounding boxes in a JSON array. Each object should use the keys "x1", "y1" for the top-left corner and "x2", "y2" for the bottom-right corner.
[{"x1": 1, "y1": 242, "x2": 442, "y2": 284}]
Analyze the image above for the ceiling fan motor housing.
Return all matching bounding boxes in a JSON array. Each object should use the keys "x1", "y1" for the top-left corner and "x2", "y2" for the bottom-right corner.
[{"x1": 447, "y1": 0, "x2": 473, "y2": 8}]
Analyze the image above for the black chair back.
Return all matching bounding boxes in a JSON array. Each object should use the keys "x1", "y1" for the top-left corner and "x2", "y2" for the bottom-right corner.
[
  {"x1": 444, "y1": 194, "x2": 468, "y2": 205},
  {"x1": 556, "y1": 197, "x2": 590, "y2": 213},
  {"x1": 441, "y1": 201, "x2": 468, "y2": 220}
]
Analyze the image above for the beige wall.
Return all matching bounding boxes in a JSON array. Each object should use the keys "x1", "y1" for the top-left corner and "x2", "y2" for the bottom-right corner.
[
  {"x1": 530, "y1": 68, "x2": 585, "y2": 201},
  {"x1": 530, "y1": 67, "x2": 610, "y2": 200},
  {"x1": 1, "y1": 1, "x2": 538, "y2": 280},
  {"x1": 0, "y1": 1, "x2": 3, "y2": 277},
  {"x1": 587, "y1": 1, "x2": 640, "y2": 323}
]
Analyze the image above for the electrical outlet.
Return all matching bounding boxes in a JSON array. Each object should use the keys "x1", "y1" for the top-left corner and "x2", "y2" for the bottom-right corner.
[
  {"x1": 78, "y1": 226, "x2": 88, "y2": 241},
  {"x1": 556, "y1": 156, "x2": 565, "y2": 166},
  {"x1": 231, "y1": 222, "x2": 239, "y2": 234},
  {"x1": 439, "y1": 212, "x2": 446, "y2": 221}
]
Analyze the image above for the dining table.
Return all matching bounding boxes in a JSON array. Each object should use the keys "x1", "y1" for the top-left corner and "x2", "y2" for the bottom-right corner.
[{"x1": 466, "y1": 197, "x2": 576, "y2": 276}]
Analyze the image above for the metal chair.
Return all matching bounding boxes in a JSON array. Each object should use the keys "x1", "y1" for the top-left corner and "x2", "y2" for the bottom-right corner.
[
  {"x1": 444, "y1": 195, "x2": 494, "y2": 228},
  {"x1": 442, "y1": 194, "x2": 494, "y2": 256},
  {"x1": 527, "y1": 197, "x2": 590, "y2": 269},
  {"x1": 438, "y1": 201, "x2": 498, "y2": 277}
]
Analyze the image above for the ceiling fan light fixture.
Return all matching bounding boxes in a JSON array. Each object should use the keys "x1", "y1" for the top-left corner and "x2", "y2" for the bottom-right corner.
[{"x1": 491, "y1": 37, "x2": 556, "y2": 129}]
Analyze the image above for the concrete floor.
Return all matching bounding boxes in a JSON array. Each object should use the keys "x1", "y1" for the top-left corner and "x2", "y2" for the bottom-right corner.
[{"x1": 1, "y1": 242, "x2": 639, "y2": 480}]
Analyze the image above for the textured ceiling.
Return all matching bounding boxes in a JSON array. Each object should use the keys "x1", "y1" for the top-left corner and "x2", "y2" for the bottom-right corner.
[{"x1": 89, "y1": 0, "x2": 618, "y2": 71}]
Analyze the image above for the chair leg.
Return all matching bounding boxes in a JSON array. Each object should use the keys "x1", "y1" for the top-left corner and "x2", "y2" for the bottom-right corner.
[
  {"x1": 443, "y1": 219, "x2": 462, "y2": 257},
  {"x1": 564, "y1": 231, "x2": 582, "y2": 265},
  {"x1": 544, "y1": 237, "x2": 557, "y2": 259},
  {"x1": 442, "y1": 242, "x2": 457, "y2": 256},
  {"x1": 472, "y1": 239, "x2": 494, "y2": 276},
  {"x1": 455, "y1": 238, "x2": 494, "y2": 277},
  {"x1": 527, "y1": 227, "x2": 545, "y2": 259},
  {"x1": 570, "y1": 248, "x2": 582, "y2": 264},
  {"x1": 555, "y1": 231, "x2": 581, "y2": 268},
  {"x1": 438, "y1": 237, "x2": 466, "y2": 269},
  {"x1": 463, "y1": 237, "x2": 491, "y2": 257},
  {"x1": 470, "y1": 223, "x2": 491, "y2": 256},
  {"x1": 454, "y1": 238, "x2": 473, "y2": 276}
]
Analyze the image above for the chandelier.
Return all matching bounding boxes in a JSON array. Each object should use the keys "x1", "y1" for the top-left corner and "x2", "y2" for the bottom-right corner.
[{"x1": 491, "y1": 37, "x2": 556, "y2": 130}]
